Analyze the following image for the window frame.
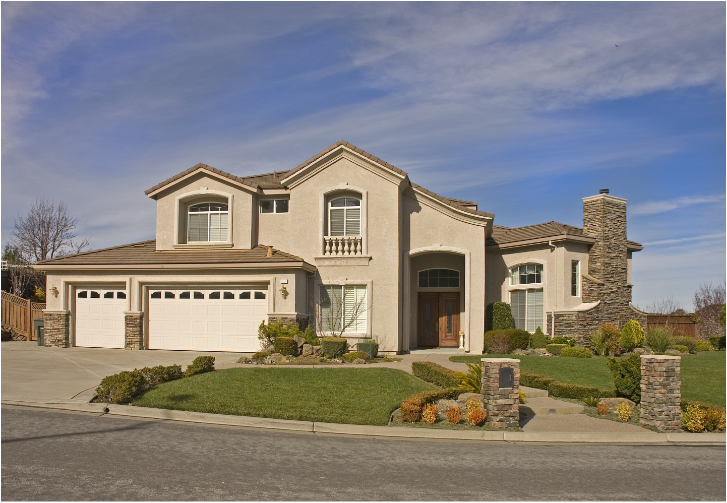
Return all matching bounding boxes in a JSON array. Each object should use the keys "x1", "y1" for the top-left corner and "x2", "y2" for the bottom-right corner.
[
  {"x1": 187, "y1": 202, "x2": 229, "y2": 243},
  {"x1": 259, "y1": 198, "x2": 290, "y2": 214},
  {"x1": 328, "y1": 197, "x2": 361, "y2": 237},
  {"x1": 174, "y1": 190, "x2": 234, "y2": 247},
  {"x1": 510, "y1": 288, "x2": 544, "y2": 333},
  {"x1": 571, "y1": 260, "x2": 581, "y2": 297},
  {"x1": 418, "y1": 268, "x2": 460, "y2": 288},
  {"x1": 509, "y1": 263, "x2": 544, "y2": 286},
  {"x1": 314, "y1": 279, "x2": 372, "y2": 337}
]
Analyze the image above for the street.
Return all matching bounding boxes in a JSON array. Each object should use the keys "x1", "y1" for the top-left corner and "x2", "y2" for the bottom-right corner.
[{"x1": 2, "y1": 406, "x2": 725, "y2": 501}]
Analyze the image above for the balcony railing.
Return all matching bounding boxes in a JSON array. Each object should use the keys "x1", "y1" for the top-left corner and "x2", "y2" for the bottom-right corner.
[{"x1": 323, "y1": 236, "x2": 363, "y2": 256}]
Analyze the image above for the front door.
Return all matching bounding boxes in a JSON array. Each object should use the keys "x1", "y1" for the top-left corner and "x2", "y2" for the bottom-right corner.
[{"x1": 417, "y1": 292, "x2": 460, "y2": 347}]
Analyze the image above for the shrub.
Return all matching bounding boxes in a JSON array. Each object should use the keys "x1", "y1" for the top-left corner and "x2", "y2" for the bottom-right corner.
[
  {"x1": 616, "y1": 401, "x2": 635, "y2": 422},
  {"x1": 300, "y1": 325, "x2": 320, "y2": 346},
  {"x1": 412, "y1": 361, "x2": 462, "y2": 388},
  {"x1": 546, "y1": 344, "x2": 568, "y2": 356},
  {"x1": 560, "y1": 347, "x2": 593, "y2": 358},
  {"x1": 96, "y1": 370, "x2": 145, "y2": 404},
  {"x1": 646, "y1": 326, "x2": 671, "y2": 354},
  {"x1": 274, "y1": 337, "x2": 298, "y2": 356},
  {"x1": 484, "y1": 330, "x2": 511, "y2": 354},
  {"x1": 507, "y1": 329, "x2": 531, "y2": 350},
  {"x1": 422, "y1": 404, "x2": 439, "y2": 424},
  {"x1": 600, "y1": 324, "x2": 621, "y2": 356},
  {"x1": 258, "y1": 321, "x2": 317, "y2": 348},
  {"x1": 356, "y1": 341, "x2": 379, "y2": 359},
  {"x1": 668, "y1": 344, "x2": 689, "y2": 354},
  {"x1": 519, "y1": 372, "x2": 555, "y2": 390},
  {"x1": 589, "y1": 330, "x2": 607, "y2": 356},
  {"x1": 530, "y1": 327, "x2": 548, "y2": 349},
  {"x1": 597, "y1": 401, "x2": 608, "y2": 415},
  {"x1": 607, "y1": 354, "x2": 641, "y2": 403},
  {"x1": 320, "y1": 337, "x2": 348, "y2": 358},
  {"x1": 680, "y1": 401, "x2": 726, "y2": 432},
  {"x1": 184, "y1": 356, "x2": 215, "y2": 377},
  {"x1": 486, "y1": 302, "x2": 514, "y2": 331},
  {"x1": 695, "y1": 341, "x2": 714, "y2": 352},
  {"x1": 582, "y1": 396, "x2": 599, "y2": 407},
  {"x1": 547, "y1": 381, "x2": 614, "y2": 401},
  {"x1": 400, "y1": 388, "x2": 466, "y2": 422},
  {"x1": 139, "y1": 365, "x2": 183, "y2": 386},
  {"x1": 465, "y1": 399, "x2": 486, "y2": 426},
  {"x1": 342, "y1": 351, "x2": 370, "y2": 362},
  {"x1": 446, "y1": 406, "x2": 462, "y2": 424},
  {"x1": 454, "y1": 362, "x2": 481, "y2": 393},
  {"x1": 519, "y1": 390, "x2": 527, "y2": 404},
  {"x1": 621, "y1": 320, "x2": 645, "y2": 352},
  {"x1": 549, "y1": 336, "x2": 577, "y2": 347},
  {"x1": 669, "y1": 335, "x2": 697, "y2": 353},
  {"x1": 709, "y1": 334, "x2": 726, "y2": 350},
  {"x1": 251, "y1": 349, "x2": 273, "y2": 361}
]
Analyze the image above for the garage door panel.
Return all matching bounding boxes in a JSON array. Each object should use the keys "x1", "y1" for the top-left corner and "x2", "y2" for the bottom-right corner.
[
  {"x1": 75, "y1": 288, "x2": 125, "y2": 349},
  {"x1": 149, "y1": 288, "x2": 268, "y2": 352}
]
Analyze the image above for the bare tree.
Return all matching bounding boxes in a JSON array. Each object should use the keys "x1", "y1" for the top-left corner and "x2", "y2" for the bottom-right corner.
[
  {"x1": 693, "y1": 281, "x2": 726, "y2": 338},
  {"x1": 12, "y1": 199, "x2": 90, "y2": 262},
  {"x1": 2, "y1": 244, "x2": 43, "y2": 298},
  {"x1": 643, "y1": 295, "x2": 683, "y2": 315},
  {"x1": 315, "y1": 285, "x2": 369, "y2": 339}
]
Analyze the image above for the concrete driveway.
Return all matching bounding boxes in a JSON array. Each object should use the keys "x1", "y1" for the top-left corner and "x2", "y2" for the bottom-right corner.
[{"x1": 1, "y1": 341, "x2": 247, "y2": 402}]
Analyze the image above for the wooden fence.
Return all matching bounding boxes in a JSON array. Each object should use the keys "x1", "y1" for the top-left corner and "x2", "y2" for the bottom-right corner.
[
  {"x1": 646, "y1": 314, "x2": 698, "y2": 338},
  {"x1": 1, "y1": 291, "x2": 45, "y2": 340}
]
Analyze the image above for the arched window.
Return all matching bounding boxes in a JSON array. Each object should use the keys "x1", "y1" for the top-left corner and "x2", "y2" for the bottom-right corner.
[
  {"x1": 328, "y1": 197, "x2": 360, "y2": 236},
  {"x1": 419, "y1": 269, "x2": 460, "y2": 288},
  {"x1": 188, "y1": 202, "x2": 228, "y2": 242}
]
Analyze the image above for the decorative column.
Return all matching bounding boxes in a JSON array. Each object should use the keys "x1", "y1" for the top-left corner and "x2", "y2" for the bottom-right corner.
[
  {"x1": 43, "y1": 310, "x2": 70, "y2": 347},
  {"x1": 124, "y1": 312, "x2": 144, "y2": 350},
  {"x1": 640, "y1": 355, "x2": 681, "y2": 432},
  {"x1": 481, "y1": 358, "x2": 520, "y2": 428}
]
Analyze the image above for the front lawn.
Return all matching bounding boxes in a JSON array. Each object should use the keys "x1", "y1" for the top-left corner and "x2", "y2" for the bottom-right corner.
[
  {"x1": 451, "y1": 351, "x2": 726, "y2": 406},
  {"x1": 133, "y1": 367, "x2": 435, "y2": 426}
]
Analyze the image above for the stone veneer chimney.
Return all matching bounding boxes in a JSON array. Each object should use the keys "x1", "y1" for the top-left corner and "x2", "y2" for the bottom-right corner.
[{"x1": 581, "y1": 191, "x2": 632, "y2": 325}]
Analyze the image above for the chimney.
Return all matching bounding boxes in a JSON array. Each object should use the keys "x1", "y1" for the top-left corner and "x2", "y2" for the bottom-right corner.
[
  {"x1": 266, "y1": 246, "x2": 273, "y2": 257},
  {"x1": 582, "y1": 190, "x2": 630, "y2": 312}
]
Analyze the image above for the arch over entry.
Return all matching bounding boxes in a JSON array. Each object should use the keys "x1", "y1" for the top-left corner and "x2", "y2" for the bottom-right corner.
[{"x1": 403, "y1": 246, "x2": 471, "y2": 352}]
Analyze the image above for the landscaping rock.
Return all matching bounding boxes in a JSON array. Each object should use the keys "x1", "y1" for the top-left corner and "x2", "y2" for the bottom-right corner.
[
  {"x1": 598, "y1": 397, "x2": 636, "y2": 413},
  {"x1": 436, "y1": 399, "x2": 460, "y2": 411},
  {"x1": 633, "y1": 347, "x2": 646, "y2": 355},
  {"x1": 236, "y1": 356, "x2": 253, "y2": 364},
  {"x1": 312, "y1": 345, "x2": 323, "y2": 357},
  {"x1": 352, "y1": 358, "x2": 367, "y2": 364},
  {"x1": 294, "y1": 335, "x2": 306, "y2": 349},
  {"x1": 267, "y1": 353, "x2": 290, "y2": 364},
  {"x1": 302, "y1": 344, "x2": 313, "y2": 356},
  {"x1": 665, "y1": 349, "x2": 686, "y2": 356},
  {"x1": 533, "y1": 348, "x2": 552, "y2": 356},
  {"x1": 512, "y1": 348, "x2": 534, "y2": 356},
  {"x1": 457, "y1": 393, "x2": 485, "y2": 407}
]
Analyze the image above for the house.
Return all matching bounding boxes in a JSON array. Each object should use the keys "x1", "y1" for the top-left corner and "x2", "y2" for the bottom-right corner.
[{"x1": 35, "y1": 141, "x2": 645, "y2": 354}]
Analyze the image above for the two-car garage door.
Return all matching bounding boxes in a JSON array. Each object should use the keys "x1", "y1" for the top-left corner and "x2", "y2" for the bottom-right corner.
[{"x1": 148, "y1": 288, "x2": 268, "y2": 352}]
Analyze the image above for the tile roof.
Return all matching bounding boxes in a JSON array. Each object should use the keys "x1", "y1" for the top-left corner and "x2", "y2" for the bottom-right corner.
[
  {"x1": 145, "y1": 163, "x2": 260, "y2": 196},
  {"x1": 487, "y1": 222, "x2": 643, "y2": 249},
  {"x1": 33, "y1": 240, "x2": 309, "y2": 268}
]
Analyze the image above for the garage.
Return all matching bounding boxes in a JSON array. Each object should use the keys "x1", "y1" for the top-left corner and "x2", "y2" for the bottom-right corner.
[
  {"x1": 148, "y1": 287, "x2": 268, "y2": 352},
  {"x1": 75, "y1": 288, "x2": 127, "y2": 348}
]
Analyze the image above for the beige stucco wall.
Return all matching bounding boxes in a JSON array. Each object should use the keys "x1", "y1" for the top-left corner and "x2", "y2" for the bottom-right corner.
[
  {"x1": 153, "y1": 172, "x2": 255, "y2": 250},
  {"x1": 485, "y1": 241, "x2": 591, "y2": 334}
]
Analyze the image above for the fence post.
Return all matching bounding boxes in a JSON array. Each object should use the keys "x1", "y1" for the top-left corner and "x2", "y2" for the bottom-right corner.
[{"x1": 27, "y1": 297, "x2": 33, "y2": 340}]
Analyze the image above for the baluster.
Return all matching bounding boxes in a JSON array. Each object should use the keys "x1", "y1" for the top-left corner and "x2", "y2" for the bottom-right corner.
[
  {"x1": 335, "y1": 237, "x2": 342, "y2": 256},
  {"x1": 325, "y1": 238, "x2": 331, "y2": 256},
  {"x1": 356, "y1": 238, "x2": 361, "y2": 255},
  {"x1": 345, "y1": 238, "x2": 352, "y2": 256}
]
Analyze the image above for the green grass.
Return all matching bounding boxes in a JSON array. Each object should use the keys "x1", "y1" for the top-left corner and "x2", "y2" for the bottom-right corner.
[
  {"x1": 451, "y1": 351, "x2": 726, "y2": 406},
  {"x1": 133, "y1": 367, "x2": 435, "y2": 426}
]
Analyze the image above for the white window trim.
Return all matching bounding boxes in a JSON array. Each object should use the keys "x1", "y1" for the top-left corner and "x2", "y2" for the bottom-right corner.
[
  {"x1": 509, "y1": 287, "x2": 545, "y2": 333},
  {"x1": 506, "y1": 259, "x2": 547, "y2": 333},
  {"x1": 259, "y1": 198, "x2": 290, "y2": 214},
  {"x1": 313, "y1": 278, "x2": 372, "y2": 338},
  {"x1": 187, "y1": 203, "x2": 229, "y2": 243},
  {"x1": 571, "y1": 260, "x2": 581, "y2": 297},
  {"x1": 173, "y1": 190, "x2": 233, "y2": 247},
  {"x1": 509, "y1": 262, "x2": 544, "y2": 286},
  {"x1": 318, "y1": 184, "x2": 368, "y2": 256}
]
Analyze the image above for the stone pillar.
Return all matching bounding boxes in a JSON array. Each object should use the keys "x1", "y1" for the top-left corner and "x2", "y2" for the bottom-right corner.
[
  {"x1": 43, "y1": 310, "x2": 70, "y2": 347},
  {"x1": 481, "y1": 358, "x2": 520, "y2": 428},
  {"x1": 124, "y1": 312, "x2": 144, "y2": 350},
  {"x1": 640, "y1": 355, "x2": 681, "y2": 432}
]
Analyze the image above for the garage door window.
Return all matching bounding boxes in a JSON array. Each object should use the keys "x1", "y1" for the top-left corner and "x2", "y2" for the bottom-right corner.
[{"x1": 78, "y1": 290, "x2": 125, "y2": 299}]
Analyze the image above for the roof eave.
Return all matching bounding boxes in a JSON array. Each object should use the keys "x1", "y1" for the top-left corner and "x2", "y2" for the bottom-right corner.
[
  {"x1": 34, "y1": 261, "x2": 316, "y2": 272},
  {"x1": 145, "y1": 166, "x2": 258, "y2": 199},
  {"x1": 486, "y1": 234, "x2": 596, "y2": 250}
]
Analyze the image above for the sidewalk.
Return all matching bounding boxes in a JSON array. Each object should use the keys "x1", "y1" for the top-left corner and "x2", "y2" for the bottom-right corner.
[{"x1": 2, "y1": 341, "x2": 724, "y2": 444}]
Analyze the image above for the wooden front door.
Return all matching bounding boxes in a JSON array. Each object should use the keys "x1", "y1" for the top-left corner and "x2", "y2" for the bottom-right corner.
[{"x1": 417, "y1": 292, "x2": 460, "y2": 347}]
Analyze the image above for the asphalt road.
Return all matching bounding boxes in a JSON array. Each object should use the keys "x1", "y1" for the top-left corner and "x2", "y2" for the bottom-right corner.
[{"x1": 2, "y1": 406, "x2": 725, "y2": 501}]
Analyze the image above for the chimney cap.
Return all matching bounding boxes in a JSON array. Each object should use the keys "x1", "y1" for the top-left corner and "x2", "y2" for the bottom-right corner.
[{"x1": 599, "y1": 188, "x2": 610, "y2": 195}]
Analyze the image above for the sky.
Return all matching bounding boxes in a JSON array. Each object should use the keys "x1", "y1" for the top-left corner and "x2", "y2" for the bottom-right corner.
[{"x1": 2, "y1": 1, "x2": 725, "y2": 310}]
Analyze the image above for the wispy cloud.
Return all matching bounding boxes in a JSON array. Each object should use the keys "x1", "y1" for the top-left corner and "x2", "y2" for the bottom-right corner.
[
  {"x1": 631, "y1": 195, "x2": 726, "y2": 216},
  {"x1": 643, "y1": 232, "x2": 726, "y2": 246}
]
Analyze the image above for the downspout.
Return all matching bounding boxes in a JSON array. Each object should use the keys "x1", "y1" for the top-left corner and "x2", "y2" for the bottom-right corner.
[{"x1": 549, "y1": 240, "x2": 556, "y2": 338}]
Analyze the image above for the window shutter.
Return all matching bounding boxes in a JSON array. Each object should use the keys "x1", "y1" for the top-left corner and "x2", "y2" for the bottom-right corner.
[
  {"x1": 330, "y1": 209, "x2": 345, "y2": 236},
  {"x1": 188, "y1": 214, "x2": 208, "y2": 242},
  {"x1": 345, "y1": 208, "x2": 360, "y2": 236}
]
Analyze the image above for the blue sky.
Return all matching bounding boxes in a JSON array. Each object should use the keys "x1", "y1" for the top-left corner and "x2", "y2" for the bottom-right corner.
[{"x1": 2, "y1": 1, "x2": 725, "y2": 309}]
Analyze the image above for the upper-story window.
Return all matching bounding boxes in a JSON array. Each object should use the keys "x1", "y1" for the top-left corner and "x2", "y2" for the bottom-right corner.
[
  {"x1": 571, "y1": 260, "x2": 580, "y2": 296},
  {"x1": 188, "y1": 202, "x2": 228, "y2": 242},
  {"x1": 260, "y1": 199, "x2": 289, "y2": 214},
  {"x1": 510, "y1": 263, "x2": 543, "y2": 285},
  {"x1": 329, "y1": 197, "x2": 360, "y2": 236}
]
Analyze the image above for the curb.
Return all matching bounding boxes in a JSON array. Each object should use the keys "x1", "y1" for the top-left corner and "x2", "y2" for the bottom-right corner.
[{"x1": 3, "y1": 400, "x2": 725, "y2": 445}]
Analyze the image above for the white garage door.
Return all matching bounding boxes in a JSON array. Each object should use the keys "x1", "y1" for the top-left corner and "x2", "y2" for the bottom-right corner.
[
  {"x1": 75, "y1": 288, "x2": 127, "y2": 348},
  {"x1": 148, "y1": 288, "x2": 268, "y2": 352}
]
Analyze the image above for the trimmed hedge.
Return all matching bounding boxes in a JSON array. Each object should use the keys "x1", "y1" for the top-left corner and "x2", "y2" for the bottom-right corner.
[
  {"x1": 484, "y1": 328, "x2": 530, "y2": 353},
  {"x1": 670, "y1": 335, "x2": 697, "y2": 354},
  {"x1": 321, "y1": 337, "x2": 348, "y2": 358},
  {"x1": 546, "y1": 344, "x2": 568, "y2": 356},
  {"x1": 184, "y1": 356, "x2": 215, "y2": 377},
  {"x1": 669, "y1": 344, "x2": 689, "y2": 354},
  {"x1": 412, "y1": 361, "x2": 463, "y2": 388},
  {"x1": 400, "y1": 387, "x2": 466, "y2": 422},
  {"x1": 549, "y1": 336, "x2": 577, "y2": 347},
  {"x1": 520, "y1": 371, "x2": 615, "y2": 401},
  {"x1": 274, "y1": 337, "x2": 298, "y2": 356},
  {"x1": 96, "y1": 364, "x2": 184, "y2": 404},
  {"x1": 559, "y1": 347, "x2": 593, "y2": 358},
  {"x1": 357, "y1": 341, "x2": 379, "y2": 359},
  {"x1": 342, "y1": 351, "x2": 370, "y2": 362},
  {"x1": 695, "y1": 341, "x2": 714, "y2": 352}
]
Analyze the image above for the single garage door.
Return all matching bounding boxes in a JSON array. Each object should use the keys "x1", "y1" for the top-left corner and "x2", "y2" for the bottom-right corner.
[
  {"x1": 148, "y1": 287, "x2": 268, "y2": 352},
  {"x1": 75, "y1": 288, "x2": 127, "y2": 348}
]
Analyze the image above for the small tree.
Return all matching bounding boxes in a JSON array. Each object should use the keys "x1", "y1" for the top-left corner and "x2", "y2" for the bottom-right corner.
[
  {"x1": 621, "y1": 320, "x2": 645, "y2": 352},
  {"x1": 643, "y1": 295, "x2": 683, "y2": 315},
  {"x1": 693, "y1": 281, "x2": 726, "y2": 338},
  {"x1": 12, "y1": 198, "x2": 90, "y2": 262},
  {"x1": 2, "y1": 244, "x2": 43, "y2": 298}
]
